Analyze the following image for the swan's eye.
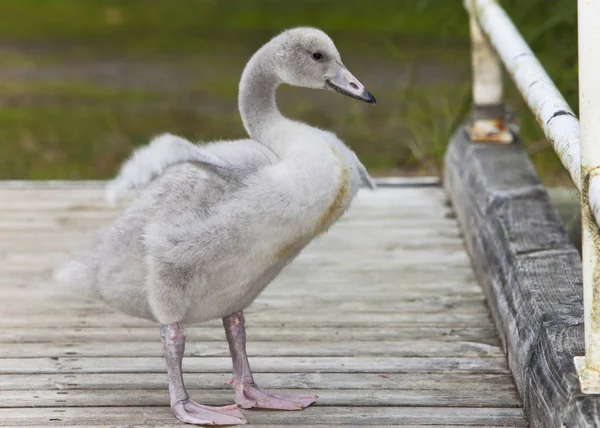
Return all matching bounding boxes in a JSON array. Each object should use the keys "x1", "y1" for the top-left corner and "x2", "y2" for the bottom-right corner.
[{"x1": 312, "y1": 52, "x2": 323, "y2": 61}]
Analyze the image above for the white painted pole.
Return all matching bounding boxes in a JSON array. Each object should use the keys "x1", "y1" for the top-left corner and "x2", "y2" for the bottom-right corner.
[
  {"x1": 469, "y1": 13, "x2": 503, "y2": 107},
  {"x1": 467, "y1": 0, "x2": 512, "y2": 143},
  {"x1": 575, "y1": 0, "x2": 600, "y2": 393}
]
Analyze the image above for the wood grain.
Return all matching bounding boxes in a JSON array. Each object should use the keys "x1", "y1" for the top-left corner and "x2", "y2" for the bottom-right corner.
[
  {"x1": 0, "y1": 183, "x2": 525, "y2": 426},
  {"x1": 444, "y1": 127, "x2": 591, "y2": 427}
]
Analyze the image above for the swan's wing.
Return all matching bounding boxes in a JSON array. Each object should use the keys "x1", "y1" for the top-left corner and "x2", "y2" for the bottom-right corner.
[{"x1": 106, "y1": 133, "x2": 269, "y2": 205}]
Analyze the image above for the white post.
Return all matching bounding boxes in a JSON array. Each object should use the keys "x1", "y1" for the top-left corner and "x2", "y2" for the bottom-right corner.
[
  {"x1": 470, "y1": 15, "x2": 503, "y2": 107},
  {"x1": 574, "y1": 0, "x2": 600, "y2": 394},
  {"x1": 466, "y1": 0, "x2": 512, "y2": 143}
]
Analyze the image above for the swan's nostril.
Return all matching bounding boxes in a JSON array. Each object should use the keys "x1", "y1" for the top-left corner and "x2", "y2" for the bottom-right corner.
[{"x1": 349, "y1": 82, "x2": 358, "y2": 90}]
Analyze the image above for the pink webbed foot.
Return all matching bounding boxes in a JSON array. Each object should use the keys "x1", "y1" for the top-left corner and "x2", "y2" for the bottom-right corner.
[
  {"x1": 172, "y1": 399, "x2": 247, "y2": 426},
  {"x1": 233, "y1": 382, "x2": 317, "y2": 410},
  {"x1": 222, "y1": 312, "x2": 317, "y2": 411}
]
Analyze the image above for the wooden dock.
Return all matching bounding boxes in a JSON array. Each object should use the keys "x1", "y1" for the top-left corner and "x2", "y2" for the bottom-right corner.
[{"x1": 0, "y1": 182, "x2": 527, "y2": 427}]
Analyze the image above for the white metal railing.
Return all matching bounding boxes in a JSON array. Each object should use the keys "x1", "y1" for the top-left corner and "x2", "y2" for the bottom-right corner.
[{"x1": 465, "y1": 0, "x2": 600, "y2": 393}]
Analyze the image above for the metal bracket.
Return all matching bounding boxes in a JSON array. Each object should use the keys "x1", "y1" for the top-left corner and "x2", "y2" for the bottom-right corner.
[
  {"x1": 575, "y1": 356, "x2": 600, "y2": 394},
  {"x1": 467, "y1": 104, "x2": 514, "y2": 144}
]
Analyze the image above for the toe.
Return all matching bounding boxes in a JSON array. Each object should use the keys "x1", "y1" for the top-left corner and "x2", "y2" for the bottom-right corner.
[
  {"x1": 172, "y1": 402, "x2": 247, "y2": 426},
  {"x1": 233, "y1": 393, "x2": 259, "y2": 409},
  {"x1": 265, "y1": 392, "x2": 317, "y2": 407},
  {"x1": 237, "y1": 387, "x2": 317, "y2": 410}
]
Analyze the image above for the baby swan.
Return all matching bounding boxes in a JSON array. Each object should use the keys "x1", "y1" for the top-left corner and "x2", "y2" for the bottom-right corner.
[{"x1": 55, "y1": 27, "x2": 375, "y2": 426}]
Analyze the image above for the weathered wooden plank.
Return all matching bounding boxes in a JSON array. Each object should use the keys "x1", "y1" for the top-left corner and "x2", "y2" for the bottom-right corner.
[
  {"x1": 0, "y1": 286, "x2": 485, "y2": 302},
  {"x1": 0, "y1": 180, "x2": 107, "y2": 189},
  {"x1": 1, "y1": 257, "x2": 470, "y2": 276},
  {"x1": 0, "y1": 284, "x2": 483, "y2": 302},
  {"x1": 444, "y1": 127, "x2": 588, "y2": 427},
  {"x1": 2, "y1": 426, "x2": 518, "y2": 428},
  {"x1": 0, "y1": 252, "x2": 473, "y2": 273},
  {"x1": 0, "y1": 356, "x2": 509, "y2": 375},
  {"x1": 0, "y1": 284, "x2": 483, "y2": 301},
  {"x1": 0, "y1": 326, "x2": 501, "y2": 344},
  {"x1": 0, "y1": 273, "x2": 481, "y2": 295},
  {"x1": 0, "y1": 183, "x2": 524, "y2": 426},
  {"x1": 0, "y1": 211, "x2": 455, "y2": 224},
  {"x1": 0, "y1": 188, "x2": 445, "y2": 210},
  {"x1": 0, "y1": 372, "x2": 517, "y2": 392},
  {"x1": 0, "y1": 176, "x2": 439, "y2": 190},
  {"x1": 0, "y1": 426, "x2": 520, "y2": 428},
  {"x1": 0, "y1": 311, "x2": 494, "y2": 328},
  {"x1": 0, "y1": 264, "x2": 477, "y2": 280},
  {"x1": 0, "y1": 339, "x2": 502, "y2": 358},
  {"x1": 0, "y1": 388, "x2": 521, "y2": 408},
  {"x1": 0, "y1": 183, "x2": 437, "y2": 196},
  {"x1": 0, "y1": 217, "x2": 455, "y2": 234},
  {"x1": 0, "y1": 251, "x2": 470, "y2": 265},
  {"x1": 0, "y1": 225, "x2": 459, "y2": 240},
  {"x1": 0, "y1": 301, "x2": 489, "y2": 315},
  {"x1": 0, "y1": 296, "x2": 489, "y2": 317},
  {"x1": 0, "y1": 236, "x2": 462, "y2": 255},
  {"x1": 0, "y1": 205, "x2": 452, "y2": 219},
  {"x1": 0, "y1": 264, "x2": 476, "y2": 280},
  {"x1": 373, "y1": 176, "x2": 441, "y2": 187},
  {"x1": 0, "y1": 406, "x2": 528, "y2": 426}
]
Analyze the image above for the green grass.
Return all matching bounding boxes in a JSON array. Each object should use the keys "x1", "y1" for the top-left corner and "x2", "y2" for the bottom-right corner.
[
  {"x1": 0, "y1": 81, "x2": 157, "y2": 100},
  {"x1": 0, "y1": 1, "x2": 469, "y2": 43},
  {"x1": 0, "y1": 0, "x2": 579, "y2": 185}
]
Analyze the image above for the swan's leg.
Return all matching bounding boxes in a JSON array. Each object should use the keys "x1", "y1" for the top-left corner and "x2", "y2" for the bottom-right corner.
[
  {"x1": 223, "y1": 311, "x2": 317, "y2": 410},
  {"x1": 161, "y1": 323, "x2": 247, "y2": 425}
]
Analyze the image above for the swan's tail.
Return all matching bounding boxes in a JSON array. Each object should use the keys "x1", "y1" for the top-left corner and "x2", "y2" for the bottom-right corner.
[
  {"x1": 348, "y1": 150, "x2": 376, "y2": 190},
  {"x1": 105, "y1": 133, "x2": 203, "y2": 205},
  {"x1": 359, "y1": 164, "x2": 377, "y2": 190},
  {"x1": 52, "y1": 256, "x2": 96, "y2": 296}
]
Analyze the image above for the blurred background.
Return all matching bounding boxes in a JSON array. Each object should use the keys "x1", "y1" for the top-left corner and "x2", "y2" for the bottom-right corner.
[{"x1": 0, "y1": 0, "x2": 577, "y2": 185}]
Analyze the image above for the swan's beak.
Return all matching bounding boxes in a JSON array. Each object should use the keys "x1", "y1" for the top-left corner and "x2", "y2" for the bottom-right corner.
[{"x1": 326, "y1": 68, "x2": 376, "y2": 104}]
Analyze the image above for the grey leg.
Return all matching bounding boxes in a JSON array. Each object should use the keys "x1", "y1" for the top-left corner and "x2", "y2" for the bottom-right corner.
[
  {"x1": 223, "y1": 311, "x2": 317, "y2": 410},
  {"x1": 161, "y1": 322, "x2": 247, "y2": 425}
]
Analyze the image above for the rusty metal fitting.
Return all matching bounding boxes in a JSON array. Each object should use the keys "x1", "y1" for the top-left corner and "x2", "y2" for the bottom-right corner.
[{"x1": 467, "y1": 104, "x2": 514, "y2": 144}]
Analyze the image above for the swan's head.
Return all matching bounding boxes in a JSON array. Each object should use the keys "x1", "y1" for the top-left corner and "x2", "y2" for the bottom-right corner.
[{"x1": 273, "y1": 27, "x2": 376, "y2": 104}]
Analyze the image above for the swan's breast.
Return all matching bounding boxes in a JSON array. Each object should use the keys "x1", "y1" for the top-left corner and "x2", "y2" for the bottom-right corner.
[
  {"x1": 314, "y1": 147, "x2": 350, "y2": 235},
  {"x1": 273, "y1": 146, "x2": 351, "y2": 262}
]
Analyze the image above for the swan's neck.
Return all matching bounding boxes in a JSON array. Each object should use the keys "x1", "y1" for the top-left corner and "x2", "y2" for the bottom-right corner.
[{"x1": 238, "y1": 44, "x2": 287, "y2": 148}]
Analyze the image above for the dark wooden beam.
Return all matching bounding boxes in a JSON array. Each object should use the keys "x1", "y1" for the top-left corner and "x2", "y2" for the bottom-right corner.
[{"x1": 444, "y1": 127, "x2": 600, "y2": 427}]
